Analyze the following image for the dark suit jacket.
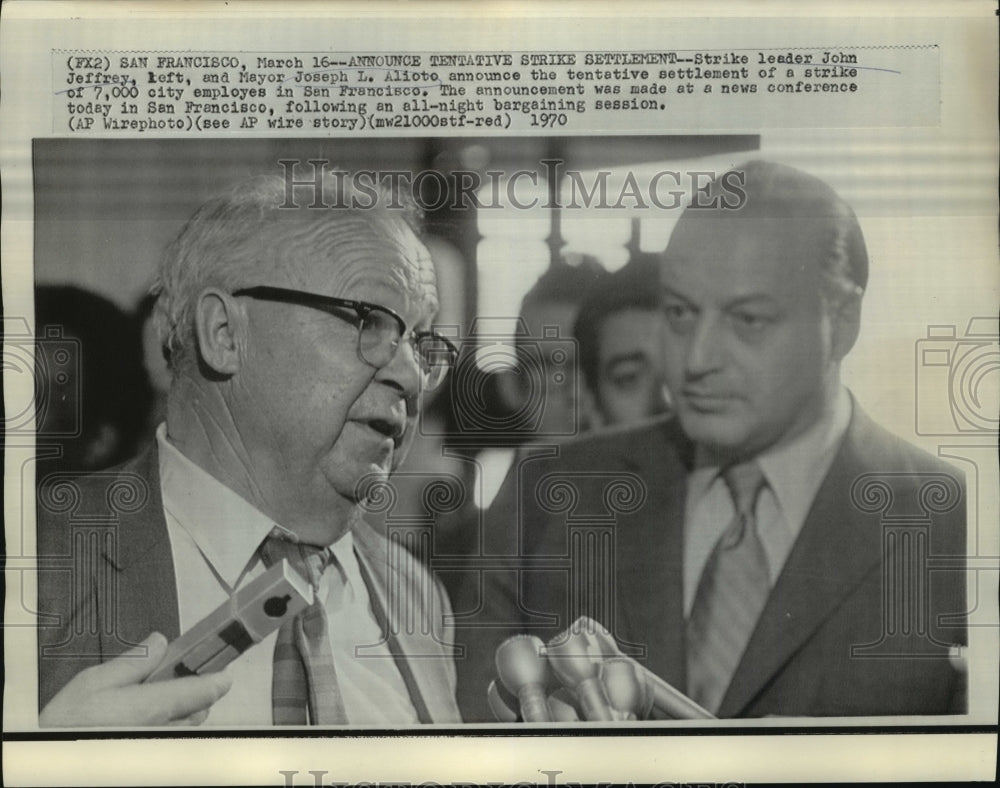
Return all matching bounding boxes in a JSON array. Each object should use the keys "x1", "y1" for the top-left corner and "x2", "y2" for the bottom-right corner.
[
  {"x1": 453, "y1": 404, "x2": 967, "y2": 721},
  {"x1": 36, "y1": 446, "x2": 461, "y2": 723}
]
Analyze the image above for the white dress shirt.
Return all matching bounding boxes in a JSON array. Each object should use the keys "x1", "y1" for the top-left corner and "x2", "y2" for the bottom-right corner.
[
  {"x1": 682, "y1": 388, "x2": 853, "y2": 617},
  {"x1": 156, "y1": 424, "x2": 417, "y2": 725}
]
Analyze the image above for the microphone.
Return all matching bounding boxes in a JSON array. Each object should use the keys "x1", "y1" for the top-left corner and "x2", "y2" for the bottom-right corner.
[
  {"x1": 494, "y1": 635, "x2": 553, "y2": 722},
  {"x1": 641, "y1": 665, "x2": 714, "y2": 719},
  {"x1": 557, "y1": 617, "x2": 714, "y2": 719},
  {"x1": 600, "y1": 657, "x2": 650, "y2": 720},
  {"x1": 545, "y1": 628, "x2": 614, "y2": 721}
]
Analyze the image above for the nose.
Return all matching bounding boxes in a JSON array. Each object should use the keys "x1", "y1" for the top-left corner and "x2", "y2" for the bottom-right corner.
[
  {"x1": 684, "y1": 315, "x2": 724, "y2": 380},
  {"x1": 373, "y1": 336, "x2": 423, "y2": 399}
]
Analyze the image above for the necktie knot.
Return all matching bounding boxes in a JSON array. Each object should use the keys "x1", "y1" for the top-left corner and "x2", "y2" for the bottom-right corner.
[
  {"x1": 722, "y1": 461, "x2": 766, "y2": 522},
  {"x1": 259, "y1": 529, "x2": 336, "y2": 589}
]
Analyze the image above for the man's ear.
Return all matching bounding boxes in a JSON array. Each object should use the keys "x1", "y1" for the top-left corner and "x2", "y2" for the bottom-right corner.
[
  {"x1": 830, "y1": 288, "x2": 863, "y2": 362},
  {"x1": 193, "y1": 288, "x2": 244, "y2": 375}
]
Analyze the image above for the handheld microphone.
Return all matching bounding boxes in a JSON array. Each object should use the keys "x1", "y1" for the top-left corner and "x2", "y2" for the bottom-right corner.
[
  {"x1": 545, "y1": 628, "x2": 613, "y2": 721},
  {"x1": 562, "y1": 616, "x2": 714, "y2": 719},
  {"x1": 146, "y1": 559, "x2": 310, "y2": 683},
  {"x1": 600, "y1": 657, "x2": 650, "y2": 720},
  {"x1": 494, "y1": 634, "x2": 553, "y2": 722}
]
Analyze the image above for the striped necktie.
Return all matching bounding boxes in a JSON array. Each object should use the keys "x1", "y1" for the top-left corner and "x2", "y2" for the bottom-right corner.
[
  {"x1": 259, "y1": 532, "x2": 348, "y2": 725},
  {"x1": 686, "y1": 461, "x2": 770, "y2": 714}
]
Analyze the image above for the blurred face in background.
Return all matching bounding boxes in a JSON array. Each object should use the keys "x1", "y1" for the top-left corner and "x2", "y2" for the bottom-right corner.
[{"x1": 590, "y1": 307, "x2": 669, "y2": 427}]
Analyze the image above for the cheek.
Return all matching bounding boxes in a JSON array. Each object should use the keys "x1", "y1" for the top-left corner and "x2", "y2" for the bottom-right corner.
[
  {"x1": 600, "y1": 385, "x2": 637, "y2": 418},
  {"x1": 618, "y1": 396, "x2": 646, "y2": 422},
  {"x1": 265, "y1": 359, "x2": 371, "y2": 440},
  {"x1": 744, "y1": 331, "x2": 826, "y2": 404}
]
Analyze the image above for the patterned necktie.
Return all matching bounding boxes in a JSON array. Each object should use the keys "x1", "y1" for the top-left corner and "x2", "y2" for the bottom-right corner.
[
  {"x1": 686, "y1": 461, "x2": 770, "y2": 714},
  {"x1": 259, "y1": 531, "x2": 348, "y2": 725}
]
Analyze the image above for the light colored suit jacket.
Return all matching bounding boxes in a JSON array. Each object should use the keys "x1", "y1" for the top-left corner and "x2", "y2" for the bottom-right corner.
[
  {"x1": 453, "y1": 404, "x2": 967, "y2": 721},
  {"x1": 36, "y1": 445, "x2": 461, "y2": 723}
]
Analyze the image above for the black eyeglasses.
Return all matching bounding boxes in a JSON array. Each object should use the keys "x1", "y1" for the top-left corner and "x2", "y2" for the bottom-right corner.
[{"x1": 232, "y1": 285, "x2": 457, "y2": 391}]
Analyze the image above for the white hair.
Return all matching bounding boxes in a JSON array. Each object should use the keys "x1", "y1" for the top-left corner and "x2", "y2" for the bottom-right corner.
[{"x1": 152, "y1": 170, "x2": 423, "y2": 372}]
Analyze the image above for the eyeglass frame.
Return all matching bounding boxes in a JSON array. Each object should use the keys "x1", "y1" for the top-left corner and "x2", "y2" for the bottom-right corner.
[{"x1": 231, "y1": 285, "x2": 458, "y2": 388}]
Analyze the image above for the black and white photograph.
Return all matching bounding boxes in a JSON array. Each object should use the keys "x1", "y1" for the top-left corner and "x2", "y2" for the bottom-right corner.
[{"x1": 2, "y1": 2, "x2": 997, "y2": 786}]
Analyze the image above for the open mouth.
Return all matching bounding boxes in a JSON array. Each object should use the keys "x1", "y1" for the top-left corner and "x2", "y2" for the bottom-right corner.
[{"x1": 364, "y1": 417, "x2": 405, "y2": 444}]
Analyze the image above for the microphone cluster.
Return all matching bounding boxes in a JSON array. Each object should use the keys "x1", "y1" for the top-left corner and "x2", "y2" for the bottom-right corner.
[{"x1": 488, "y1": 617, "x2": 715, "y2": 722}]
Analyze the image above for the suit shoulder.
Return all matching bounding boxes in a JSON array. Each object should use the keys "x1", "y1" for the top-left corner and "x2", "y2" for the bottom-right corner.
[
  {"x1": 36, "y1": 455, "x2": 156, "y2": 548},
  {"x1": 845, "y1": 408, "x2": 967, "y2": 550},
  {"x1": 850, "y1": 409, "x2": 966, "y2": 483}
]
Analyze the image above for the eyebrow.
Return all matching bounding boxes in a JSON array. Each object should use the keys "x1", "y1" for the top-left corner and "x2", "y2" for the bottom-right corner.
[
  {"x1": 722, "y1": 294, "x2": 780, "y2": 311},
  {"x1": 660, "y1": 285, "x2": 693, "y2": 304}
]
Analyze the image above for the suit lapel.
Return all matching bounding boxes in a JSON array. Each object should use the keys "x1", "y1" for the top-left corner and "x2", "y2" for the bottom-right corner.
[
  {"x1": 100, "y1": 445, "x2": 181, "y2": 654},
  {"x1": 718, "y1": 409, "x2": 883, "y2": 716},
  {"x1": 617, "y1": 419, "x2": 691, "y2": 690},
  {"x1": 351, "y1": 521, "x2": 459, "y2": 723}
]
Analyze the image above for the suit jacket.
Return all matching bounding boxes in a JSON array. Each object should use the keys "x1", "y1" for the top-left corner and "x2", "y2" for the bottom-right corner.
[
  {"x1": 453, "y1": 403, "x2": 967, "y2": 721},
  {"x1": 36, "y1": 445, "x2": 461, "y2": 723}
]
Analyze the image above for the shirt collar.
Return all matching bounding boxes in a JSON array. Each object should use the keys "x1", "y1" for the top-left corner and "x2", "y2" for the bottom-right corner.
[
  {"x1": 329, "y1": 530, "x2": 363, "y2": 596},
  {"x1": 157, "y1": 423, "x2": 355, "y2": 590},
  {"x1": 755, "y1": 386, "x2": 852, "y2": 539}
]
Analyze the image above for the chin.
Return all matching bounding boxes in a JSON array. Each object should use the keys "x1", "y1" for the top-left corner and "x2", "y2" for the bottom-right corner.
[
  {"x1": 329, "y1": 460, "x2": 392, "y2": 505},
  {"x1": 678, "y1": 411, "x2": 753, "y2": 457}
]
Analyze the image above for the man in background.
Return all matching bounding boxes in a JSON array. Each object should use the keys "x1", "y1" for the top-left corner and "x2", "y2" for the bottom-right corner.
[{"x1": 573, "y1": 256, "x2": 670, "y2": 429}]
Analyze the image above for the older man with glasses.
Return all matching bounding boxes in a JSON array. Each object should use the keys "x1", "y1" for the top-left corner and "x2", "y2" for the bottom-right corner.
[{"x1": 37, "y1": 172, "x2": 461, "y2": 727}]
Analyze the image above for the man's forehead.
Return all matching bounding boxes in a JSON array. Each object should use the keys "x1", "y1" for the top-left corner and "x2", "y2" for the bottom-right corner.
[
  {"x1": 274, "y1": 214, "x2": 437, "y2": 300},
  {"x1": 663, "y1": 214, "x2": 825, "y2": 282}
]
